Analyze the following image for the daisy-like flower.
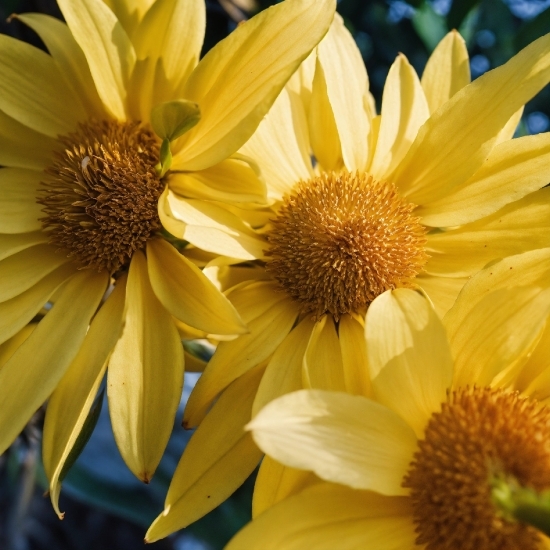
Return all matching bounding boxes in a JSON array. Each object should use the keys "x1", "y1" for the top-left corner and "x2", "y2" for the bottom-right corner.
[
  {"x1": 146, "y1": 21, "x2": 550, "y2": 540},
  {"x1": 228, "y1": 252, "x2": 550, "y2": 549},
  {"x1": 0, "y1": 0, "x2": 335, "y2": 514}
]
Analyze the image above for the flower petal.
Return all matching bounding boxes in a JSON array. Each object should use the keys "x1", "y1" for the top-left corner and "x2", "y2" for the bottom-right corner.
[
  {"x1": 0, "y1": 269, "x2": 107, "y2": 455},
  {"x1": 425, "y1": 188, "x2": 550, "y2": 277},
  {"x1": 176, "y1": 0, "x2": 336, "y2": 170},
  {"x1": 416, "y1": 273, "x2": 469, "y2": 318},
  {"x1": 108, "y1": 251, "x2": 184, "y2": 481},
  {"x1": 249, "y1": 389, "x2": 416, "y2": 495},
  {"x1": 145, "y1": 366, "x2": 264, "y2": 542},
  {"x1": 43, "y1": 276, "x2": 126, "y2": 517},
  {"x1": 370, "y1": 54, "x2": 429, "y2": 180},
  {"x1": 367, "y1": 289, "x2": 452, "y2": 437},
  {"x1": 421, "y1": 30, "x2": 470, "y2": 113},
  {"x1": 0, "y1": 35, "x2": 86, "y2": 136},
  {"x1": 58, "y1": 0, "x2": 136, "y2": 120},
  {"x1": 184, "y1": 283, "x2": 298, "y2": 427},
  {"x1": 227, "y1": 484, "x2": 415, "y2": 550},
  {"x1": 147, "y1": 238, "x2": 246, "y2": 335},
  {"x1": 418, "y1": 133, "x2": 550, "y2": 227},
  {"x1": 339, "y1": 314, "x2": 371, "y2": 397},
  {"x1": 394, "y1": 34, "x2": 550, "y2": 204},
  {"x1": 0, "y1": 232, "x2": 47, "y2": 262}
]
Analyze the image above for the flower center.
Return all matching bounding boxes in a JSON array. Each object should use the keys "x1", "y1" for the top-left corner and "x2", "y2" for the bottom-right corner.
[
  {"x1": 265, "y1": 171, "x2": 428, "y2": 319},
  {"x1": 38, "y1": 119, "x2": 163, "y2": 274},
  {"x1": 403, "y1": 387, "x2": 550, "y2": 550}
]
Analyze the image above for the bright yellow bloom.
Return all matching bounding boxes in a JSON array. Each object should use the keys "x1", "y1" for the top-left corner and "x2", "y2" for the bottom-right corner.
[
  {"x1": 0, "y1": 0, "x2": 335, "y2": 515},
  {"x1": 147, "y1": 22, "x2": 550, "y2": 540},
  {"x1": 230, "y1": 250, "x2": 550, "y2": 549}
]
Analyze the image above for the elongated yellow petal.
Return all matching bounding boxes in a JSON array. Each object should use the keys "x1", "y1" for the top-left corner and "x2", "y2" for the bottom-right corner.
[
  {"x1": 103, "y1": 0, "x2": 153, "y2": 37},
  {"x1": 419, "y1": 133, "x2": 550, "y2": 227},
  {"x1": 303, "y1": 315, "x2": 346, "y2": 391},
  {"x1": 145, "y1": 366, "x2": 264, "y2": 542},
  {"x1": 367, "y1": 289, "x2": 452, "y2": 438},
  {"x1": 451, "y1": 286, "x2": 550, "y2": 387},
  {"x1": 147, "y1": 238, "x2": 246, "y2": 335},
  {"x1": 252, "y1": 317, "x2": 315, "y2": 416},
  {"x1": 239, "y1": 87, "x2": 312, "y2": 202},
  {"x1": 58, "y1": 0, "x2": 135, "y2": 120},
  {"x1": 426, "y1": 188, "x2": 550, "y2": 277},
  {"x1": 15, "y1": 13, "x2": 105, "y2": 118},
  {"x1": 495, "y1": 107, "x2": 523, "y2": 146},
  {"x1": 394, "y1": 34, "x2": 550, "y2": 204},
  {"x1": 416, "y1": 273, "x2": 469, "y2": 318},
  {"x1": 0, "y1": 324, "x2": 35, "y2": 368},
  {"x1": 252, "y1": 455, "x2": 320, "y2": 517},
  {"x1": 249, "y1": 389, "x2": 416, "y2": 495},
  {"x1": 0, "y1": 168, "x2": 44, "y2": 234},
  {"x1": 339, "y1": 314, "x2": 371, "y2": 397},
  {"x1": 228, "y1": 484, "x2": 415, "y2": 550},
  {"x1": 0, "y1": 110, "x2": 58, "y2": 170},
  {"x1": 0, "y1": 232, "x2": 47, "y2": 262},
  {"x1": 318, "y1": 15, "x2": 370, "y2": 171},
  {"x1": 520, "y1": 323, "x2": 550, "y2": 400},
  {"x1": 0, "y1": 263, "x2": 76, "y2": 345},
  {"x1": 133, "y1": 0, "x2": 204, "y2": 104},
  {"x1": 0, "y1": 270, "x2": 107, "y2": 455},
  {"x1": 184, "y1": 283, "x2": 298, "y2": 427},
  {"x1": 108, "y1": 251, "x2": 184, "y2": 481},
  {"x1": 168, "y1": 155, "x2": 267, "y2": 204},
  {"x1": 421, "y1": 30, "x2": 470, "y2": 113},
  {"x1": 369, "y1": 54, "x2": 429, "y2": 180},
  {"x1": 161, "y1": 190, "x2": 266, "y2": 260},
  {"x1": 43, "y1": 277, "x2": 126, "y2": 517},
  {"x1": 0, "y1": 35, "x2": 86, "y2": 136},
  {"x1": 177, "y1": 0, "x2": 336, "y2": 171}
]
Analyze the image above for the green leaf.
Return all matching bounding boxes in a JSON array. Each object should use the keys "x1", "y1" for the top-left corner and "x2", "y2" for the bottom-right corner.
[
  {"x1": 151, "y1": 99, "x2": 201, "y2": 142},
  {"x1": 412, "y1": 3, "x2": 447, "y2": 52},
  {"x1": 515, "y1": 7, "x2": 550, "y2": 51},
  {"x1": 447, "y1": 0, "x2": 480, "y2": 30}
]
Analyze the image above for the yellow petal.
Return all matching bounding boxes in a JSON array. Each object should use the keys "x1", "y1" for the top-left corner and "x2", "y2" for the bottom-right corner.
[
  {"x1": 0, "y1": 324, "x2": 35, "y2": 368},
  {"x1": 416, "y1": 273, "x2": 469, "y2": 318},
  {"x1": 0, "y1": 263, "x2": 76, "y2": 345},
  {"x1": 248, "y1": 389, "x2": 416, "y2": 495},
  {"x1": 15, "y1": 13, "x2": 105, "y2": 118},
  {"x1": 339, "y1": 314, "x2": 371, "y2": 397},
  {"x1": 0, "y1": 232, "x2": 47, "y2": 262},
  {"x1": 168, "y1": 155, "x2": 267, "y2": 204},
  {"x1": 160, "y1": 190, "x2": 266, "y2": 260},
  {"x1": 393, "y1": 34, "x2": 550, "y2": 205},
  {"x1": 317, "y1": 15, "x2": 370, "y2": 171},
  {"x1": 133, "y1": 0, "x2": 204, "y2": 103},
  {"x1": 367, "y1": 289, "x2": 453, "y2": 438},
  {"x1": 108, "y1": 251, "x2": 184, "y2": 481},
  {"x1": 450, "y1": 286, "x2": 550, "y2": 387},
  {"x1": 369, "y1": 54, "x2": 429, "y2": 180},
  {"x1": 495, "y1": 107, "x2": 523, "y2": 146},
  {"x1": 228, "y1": 484, "x2": 415, "y2": 550},
  {"x1": 425, "y1": 188, "x2": 550, "y2": 277},
  {"x1": 43, "y1": 276, "x2": 126, "y2": 517},
  {"x1": 252, "y1": 455, "x2": 319, "y2": 517},
  {"x1": 239, "y1": 87, "x2": 313, "y2": 202},
  {"x1": 58, "y1": 0, "x2": 136, "y2": 120},
  {"x1": 146, "y1": 238, "x2": 246, "y2": 335},
  {"x1": 421, "y1": 31, "x2": 470, "y2": 113},
  {"x1": 0, "y1": 110, "x2": 58, "y2": 170},
  {"x1": 103, "y1": 0, "x2": 153, "y2": 37},
  {"x1": 0, "y1": 270, "x2": 107, "y2": 455},
  {"x1": 145, "y1": 366, "x2": 264, "y2": 542},
  {"x1": 303, "y1": 315, "x2": 346, "y2": 391},
  {"x1": 0, "y1": 168, "x2": 44, "y2": 234},
  {"x1": 177, "y1": 0, "x2": 336, "y2": 171},
  {"x1": 0, "y1": 35, "x2": 86, "y2": 137},
  {"x1": 184, "y1": 283, "x2": 298, "y2": 427},
  {"x1": 418, "y1": 133, "x2": 550, "y2": 227},
  {"x1": 252, "y1": 317, "x2": 315, "y2": 416}
]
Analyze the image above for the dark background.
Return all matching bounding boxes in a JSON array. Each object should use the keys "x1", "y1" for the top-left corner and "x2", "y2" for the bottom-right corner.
[{"x1": 0, "y1": 1, "x2": 549, "y2": 549}]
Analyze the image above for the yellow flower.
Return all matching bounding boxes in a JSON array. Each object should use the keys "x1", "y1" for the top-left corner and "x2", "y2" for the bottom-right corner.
[
  {"x1": 147, "y1": 22, "x2": 550, "y2": 540},
  {"x1": 0, "y1": 0, "x2": 335, "y2": 515},
  {"x1": 229, "y1": 250, "x2": 550, "y2": 549}
]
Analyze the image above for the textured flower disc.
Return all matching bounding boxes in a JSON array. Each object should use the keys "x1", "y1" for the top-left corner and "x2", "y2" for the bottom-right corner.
[
  {"x1": 403, "y1": 387, "x2": 550, "y2": 550},
  {"x1": 265, "y1": 171, "x2": 428, "y2": 319},
  {"x1": 38, "y1": 119, "x2": 163, "y2": 274}
]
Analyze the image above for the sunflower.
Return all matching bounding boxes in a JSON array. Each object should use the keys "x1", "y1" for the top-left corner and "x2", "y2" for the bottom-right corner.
[
  {"x1": 146, "y1": 20, "x2": 550, "y2": 540},
  {"x1": 0, "y1": 0, "x2": 335, "y2": 515},
  {"x1": 228, "y1": 252, "x2": 550, "y2": 549}
]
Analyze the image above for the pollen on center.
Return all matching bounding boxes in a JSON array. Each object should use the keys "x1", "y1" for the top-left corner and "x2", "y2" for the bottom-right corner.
[{"x1": 264, "y1": 171, "x2": 428, "y2": 319}]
